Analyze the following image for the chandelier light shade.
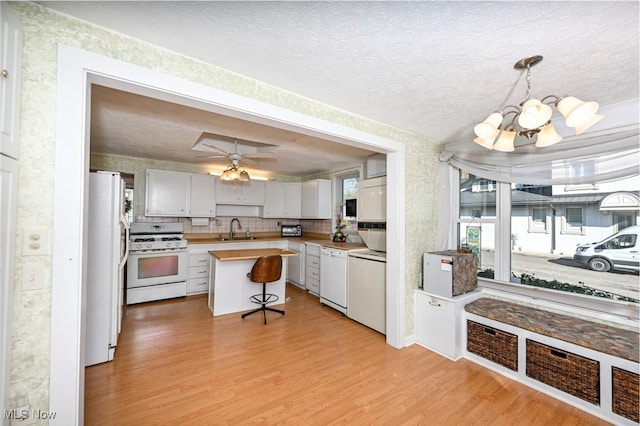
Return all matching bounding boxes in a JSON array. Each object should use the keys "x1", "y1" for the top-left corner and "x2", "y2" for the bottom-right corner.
[
  {"x1": 219, "y1": 159, "x2": 250, "y2": 182},
  {"x1": 473, "y1": 55, "x2": 604, "y2": 151}
]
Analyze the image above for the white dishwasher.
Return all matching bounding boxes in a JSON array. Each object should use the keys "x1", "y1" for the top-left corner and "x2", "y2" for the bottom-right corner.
[
  {"x1": 347, "y1": 250, "x2": 386, "y2": 334},
  {"x1": 320, "y1": 247, "x2": 349, "y2": 314}
]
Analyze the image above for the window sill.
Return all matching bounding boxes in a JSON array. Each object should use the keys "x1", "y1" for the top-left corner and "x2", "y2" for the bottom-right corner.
[{"x1": 477, "y1": 277, "x2": 639, "y2": 328}]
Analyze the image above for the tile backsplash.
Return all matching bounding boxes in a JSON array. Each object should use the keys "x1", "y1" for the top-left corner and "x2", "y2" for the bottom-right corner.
[{"x1": 135, "y1": 215, "x2": 332, "y2": 236}]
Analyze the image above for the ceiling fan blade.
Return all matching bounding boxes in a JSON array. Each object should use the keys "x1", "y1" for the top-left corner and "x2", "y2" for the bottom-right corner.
[
  {"x1": 201, "y1": 143, "x2": 231, "y2": 156},
  {"x1": 195, "y1": 154, "x2": 227, "y2": 159},
  {"x1": 243, "y1": 152, "x2": 277, "y2": 159}
]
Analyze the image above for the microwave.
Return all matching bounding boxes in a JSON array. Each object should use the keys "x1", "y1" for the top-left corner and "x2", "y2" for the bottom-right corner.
[{"x1": 281, "y1": 224, "x2": 302, "y2": 237}]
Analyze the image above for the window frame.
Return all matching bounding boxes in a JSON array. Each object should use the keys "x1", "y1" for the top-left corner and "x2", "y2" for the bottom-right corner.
[
  {"x1": 528, "y1": 206, "x2": 548, "y2": 233},
  {"x1": 332, "y1": 168, "x2": 362, "y2": 233},
  {"x1": 449, "y1": 166, "x2": 638, "y2": 323},
  {"x1": 561, "y1": 206, "x2": 585, "y2": 235}
]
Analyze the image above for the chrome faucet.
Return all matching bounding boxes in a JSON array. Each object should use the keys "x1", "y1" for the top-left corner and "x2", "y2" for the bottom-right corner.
[{"x1": 229, "y1": 218, "x2": 242, "y2": 239}]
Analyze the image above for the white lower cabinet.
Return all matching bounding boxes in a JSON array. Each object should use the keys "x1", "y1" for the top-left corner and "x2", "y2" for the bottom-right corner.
[
  {"x1": 305, "y1": 243, "x2": 321, "y2": 296},
  {"x1": 187, "y1": 250, "x2": 210, "y2": 295},
  {"x1": 187, "y1": 240, "x2": 280, "y2": 295},
  {"x1": 415, "y1": 290, "x2": 482, "y2": 360}
]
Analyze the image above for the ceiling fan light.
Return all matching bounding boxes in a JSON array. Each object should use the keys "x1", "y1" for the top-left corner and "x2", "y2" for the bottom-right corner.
[
  {"x1": 238, "y1": 170, "x2": 251, "y2": 182},
  {"x1": 473, "y1": 136, "x2": 495, "y2": 150},
  {"x1": 473, "y1": 112, "x2": 503, "y2": 140},
  {"x1": 517, "y1": 99, "x2": 552, "y2": 129},
  {"x1": 574, "y1": 113, "x2": 604, "y2": 135},
  {"x1": 535, "y1": 122, "x2": 562, "y2": 148},
  {"x1": 493, "y1": 129, "x2": 516, "y2": 152}
]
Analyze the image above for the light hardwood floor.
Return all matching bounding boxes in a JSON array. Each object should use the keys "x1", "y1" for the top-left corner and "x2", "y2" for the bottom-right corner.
[{"x1": 85, "y1": 284, "x2": 608, "y2": 425}]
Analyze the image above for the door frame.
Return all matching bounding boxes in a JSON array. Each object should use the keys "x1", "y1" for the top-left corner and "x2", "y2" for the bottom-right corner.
[{"x1": 50, "y1": 45, "x2": 406, "y2": 425}]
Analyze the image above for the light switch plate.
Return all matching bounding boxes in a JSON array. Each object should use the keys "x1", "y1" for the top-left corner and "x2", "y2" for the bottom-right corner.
[
  {"x1": 22, "y1": 264, "x2": 44, "y2": 291},
  {"x1": 22, "y1": 227, "x2": 50, "y2": 255}
]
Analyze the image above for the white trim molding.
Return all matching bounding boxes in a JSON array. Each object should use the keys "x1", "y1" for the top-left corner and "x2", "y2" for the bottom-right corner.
[{"x1": 50, "y1": 44, "x2": 406, "y2": 425}]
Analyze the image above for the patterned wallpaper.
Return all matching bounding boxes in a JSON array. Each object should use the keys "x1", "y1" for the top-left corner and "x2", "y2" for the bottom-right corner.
[{"x1": 9, "y1": 1, "x2": 440, "y2": 417}]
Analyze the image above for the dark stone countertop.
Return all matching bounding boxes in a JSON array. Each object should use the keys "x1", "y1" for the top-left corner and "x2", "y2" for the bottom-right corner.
[{"x1": 465, "y1": 297, "x2": 639, "y2": 363}]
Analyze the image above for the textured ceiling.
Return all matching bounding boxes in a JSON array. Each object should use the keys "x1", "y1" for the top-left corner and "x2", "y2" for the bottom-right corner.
[{"x1": 40, "y1": 1, "x2": 640, "y2": 177}]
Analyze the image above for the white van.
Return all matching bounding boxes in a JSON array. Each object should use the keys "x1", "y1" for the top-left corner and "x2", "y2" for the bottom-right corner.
[{"x1": 574, "y1": 225, "x2": 640, "y2": 273}]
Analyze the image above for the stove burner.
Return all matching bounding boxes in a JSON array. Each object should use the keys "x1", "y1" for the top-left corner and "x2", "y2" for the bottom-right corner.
[
  {"x1": 162, "y1": 237, "x2": 182, "y2": 241},
  {"x1": 134, "y1": 237, "x2": 155, "y2": 242}
]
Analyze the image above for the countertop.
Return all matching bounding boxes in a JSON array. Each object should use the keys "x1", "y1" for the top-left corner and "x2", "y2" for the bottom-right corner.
[
  {"x1": 186, "y1": 232, "x2": 366, "y2": 250},
  {"x1": 209, "y1": 248, "x2": 298, "y2": 261},
  {"x1": 303, "y1": 240, "x2": 367, "y2": 250}
]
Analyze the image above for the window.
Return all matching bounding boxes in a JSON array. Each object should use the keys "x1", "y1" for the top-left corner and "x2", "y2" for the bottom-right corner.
[
  {"x1": 458, "y1": 172, "x2": 496, "y2": 273},
  {"x1": 334, "y1": 169, "x2": 360, "y2": 232},
  {"x1": 456, "y1": 170, "x2": 639, "y2": 303},
  {"x1": 602, "y1": 234, "x2": 636, "y2": 250},
  {"x1": 562, "y1": 207, "x2": 584, "y2": 235},
  {"x1": 528, "y1": 207, "x2": 547, "y2": 233}
]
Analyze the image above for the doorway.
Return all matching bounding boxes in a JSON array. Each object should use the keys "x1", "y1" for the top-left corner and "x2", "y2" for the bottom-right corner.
[{"x1": 50, "y1": 45, "x2": 405, "y2": 425}]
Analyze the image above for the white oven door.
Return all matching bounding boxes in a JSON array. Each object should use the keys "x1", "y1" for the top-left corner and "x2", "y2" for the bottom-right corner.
[{"x1": 127, "y1": 249, "x2": 187, "y2": 288}]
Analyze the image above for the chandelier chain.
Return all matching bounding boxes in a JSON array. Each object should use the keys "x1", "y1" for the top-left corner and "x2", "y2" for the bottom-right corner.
[{"x1": 525, "y1": 64, "x2": 532, "y2": 101}]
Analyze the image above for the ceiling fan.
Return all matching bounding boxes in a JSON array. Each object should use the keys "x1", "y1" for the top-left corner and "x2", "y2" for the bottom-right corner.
[
  {"x1": 192, "y1": 132, "x2": 278, "y2": 166},
  {"x1": 192, "y1": 132, "x2": 278, "y2": 181}
]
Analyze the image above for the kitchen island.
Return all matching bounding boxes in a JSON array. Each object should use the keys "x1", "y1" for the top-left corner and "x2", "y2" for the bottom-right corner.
[{"x1": 208, "y1": 248, "x2": 298, "y2": 316}]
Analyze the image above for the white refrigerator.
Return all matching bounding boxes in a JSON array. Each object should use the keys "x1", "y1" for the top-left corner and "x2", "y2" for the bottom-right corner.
[{"x1": 85, "y1": 171, "x2": 129, "y2": 366}]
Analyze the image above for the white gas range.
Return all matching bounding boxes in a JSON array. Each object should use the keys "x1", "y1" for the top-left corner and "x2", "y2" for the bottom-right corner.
[
  {"x1": 126, "y1": 222, "x2": 188, "y2": 304},
  {"x1": 129, "y1": 222, "x2": 188, "y2": 251}
]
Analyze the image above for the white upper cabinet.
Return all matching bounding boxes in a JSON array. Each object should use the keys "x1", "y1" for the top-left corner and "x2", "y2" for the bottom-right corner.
[
  {"x1": 146, "y1": 170, "x2": 217, "y2": 217},
  {"x1": 0, "y1": 2, "x2": 23, "y2": 159},
  {"x1": 189, "y1": 174, "x2": 216, "y2": 217},
  {"x1": 301, "y1": 179, "x2": 331, "y2": 219},
  {"x1": 263, "y1": 182, "x2": 284, "y2": 218},
  {"x1": 264, "y1": 182, "x2": 302, "y2": 218},
  {"x1": 283, "y1": 182, "x2": 302, "y2": 217},
  {"x1": 357, "y1": 176, "x2": 386, "y2": 222},
  {"x1": 146, "y1": 170, "x2": 190, "y2": 216},
  {"x1": 216, "y1": 180, "x2": 266, "y2": 205}
]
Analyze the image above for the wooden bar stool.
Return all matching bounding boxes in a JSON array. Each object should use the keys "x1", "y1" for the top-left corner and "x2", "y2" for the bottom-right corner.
[{"x1": 241, "y1": 255, "x2": 285, "y2": 324}]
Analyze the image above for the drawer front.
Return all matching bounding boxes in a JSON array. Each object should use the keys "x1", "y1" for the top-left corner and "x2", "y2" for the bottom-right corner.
[
  {"x1": 306, "y1": 243, "x2": 321, "y2": 257},
  {"x1": 189, "y1": 265, "x2": 210, "y2": 279},
  {"x1": 467, "y1": 320, "x2": 518, "y2": 371},
  {"x1": 306, "y1": 255, "x2": 320, "y2": 268},
  {"x1": 189, "y1": 253, "x2": 210, "y2": 267},
  {"x1": 612, "y1": 367, "x2": 639, "y2": 422},
  {"x1": 526, "y1": 339, "x2": 600, "y2": 405},
  {"x1": 306, "y1": 276, "x2": 319, "y2": 294},
  {"x1": 187, "y1": 277, "x2": 208, "y2": 294},
  {"x1": 305, "y1": 266, "x2": 320, "y2": 280}
]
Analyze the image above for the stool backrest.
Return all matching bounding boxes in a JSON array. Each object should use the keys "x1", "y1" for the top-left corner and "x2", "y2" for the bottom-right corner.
[{"x1": 249, "y1": 255, "x2": 282, "y2": 283}]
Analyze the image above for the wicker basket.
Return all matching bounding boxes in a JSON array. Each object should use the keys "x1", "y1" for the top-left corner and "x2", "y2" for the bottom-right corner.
[
  {"x1": 612, "y1": 367, "x2": 639, "y2": 422},
  {"x1": 467, "y1": 320, "x2": 518, "y2": 371},
  {"x1": 526, "y1": 339, "x2": 599, "y2": 405}
]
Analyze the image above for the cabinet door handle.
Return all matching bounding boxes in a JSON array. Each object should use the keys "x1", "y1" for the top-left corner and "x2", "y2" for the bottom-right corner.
[
  {"x1": 428, "y1": 300, "x2": 441, "y2": 307},
  {"x1": 1, "y1": 69, "x2": 8, "y2": 79}
]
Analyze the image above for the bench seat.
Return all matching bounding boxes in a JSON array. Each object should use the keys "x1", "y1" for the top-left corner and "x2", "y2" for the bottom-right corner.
[{"x1": 464, "y1": 297, "x2": 639, "y2": 363}]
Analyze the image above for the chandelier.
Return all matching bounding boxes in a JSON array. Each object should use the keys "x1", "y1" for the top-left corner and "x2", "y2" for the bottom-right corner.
[
  {"x1": 473, "y1": 55, "x2": 604, "y2": 152},
  {"x1": 220, "y1": 159, "x2": 250, "y2": 182}
]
